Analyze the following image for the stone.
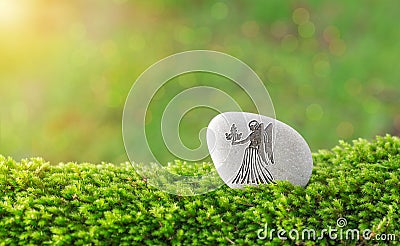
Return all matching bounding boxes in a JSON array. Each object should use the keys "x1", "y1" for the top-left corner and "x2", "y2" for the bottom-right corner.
[{"x1": 206, "y1": 112, "x2": 313, "y2": 188}]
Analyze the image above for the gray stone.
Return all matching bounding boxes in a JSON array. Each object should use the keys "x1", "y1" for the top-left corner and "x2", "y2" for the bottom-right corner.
[{"x1": 207, "y1": 112, "x2": 313, "y2": 188}]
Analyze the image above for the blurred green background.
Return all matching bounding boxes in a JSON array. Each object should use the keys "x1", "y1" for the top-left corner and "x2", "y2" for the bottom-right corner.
[{"x1": 1, "y1": 0, "x2": 399, "y2": 164}]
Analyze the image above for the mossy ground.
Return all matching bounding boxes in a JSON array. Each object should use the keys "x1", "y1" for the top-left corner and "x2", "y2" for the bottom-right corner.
[{"x1": 1, "y1": 135, "x2": 399, "y2": 245}]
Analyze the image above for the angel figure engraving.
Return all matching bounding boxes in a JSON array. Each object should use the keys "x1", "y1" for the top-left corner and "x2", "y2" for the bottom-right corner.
[{"x1": 225, "y1": 120, "x2": 274, "y2": 185}]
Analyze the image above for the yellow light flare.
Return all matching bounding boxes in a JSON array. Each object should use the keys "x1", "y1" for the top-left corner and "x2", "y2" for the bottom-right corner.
[{"x1": 0, "y1": 0, "x2": 28, "y2": 29}]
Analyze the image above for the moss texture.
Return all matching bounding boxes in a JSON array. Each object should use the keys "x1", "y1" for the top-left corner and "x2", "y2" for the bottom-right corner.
[{"x1": 1, "y1": 135, "x2": 399, "y2": 245}]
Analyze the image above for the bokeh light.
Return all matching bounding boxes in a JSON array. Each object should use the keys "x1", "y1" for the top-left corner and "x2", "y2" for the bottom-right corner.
[
  {"x1": 292, "y1": 8, "x2": 310, "y2": 25},
  {"x1": 306, "y1": 104, "x2": 324, "y2": 121},
  {"x1": 337, "y1": 121, "x2": 354, "y2": 139}
]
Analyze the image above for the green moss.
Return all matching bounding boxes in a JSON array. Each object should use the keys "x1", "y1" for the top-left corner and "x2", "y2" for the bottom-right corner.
[{"x1": 1, "y1": 135, "x2": 399, "y2": 245}]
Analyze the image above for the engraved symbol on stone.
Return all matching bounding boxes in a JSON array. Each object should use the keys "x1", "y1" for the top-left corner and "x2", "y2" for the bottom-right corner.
[
  {"x1": 225, "y1": 120, "x2": 274, "y2": 185},
  {"x1": 225, "y1": 124, "x2": 242, "y2": 142},
  {"x1": 207, "y1": 112, "x2": 313, "y2": 188}
]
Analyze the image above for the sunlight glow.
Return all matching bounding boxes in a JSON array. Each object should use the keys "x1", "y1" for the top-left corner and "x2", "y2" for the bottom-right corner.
[{"x1": 0, "y1": 0, "x2": 27, "y2": 28}]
